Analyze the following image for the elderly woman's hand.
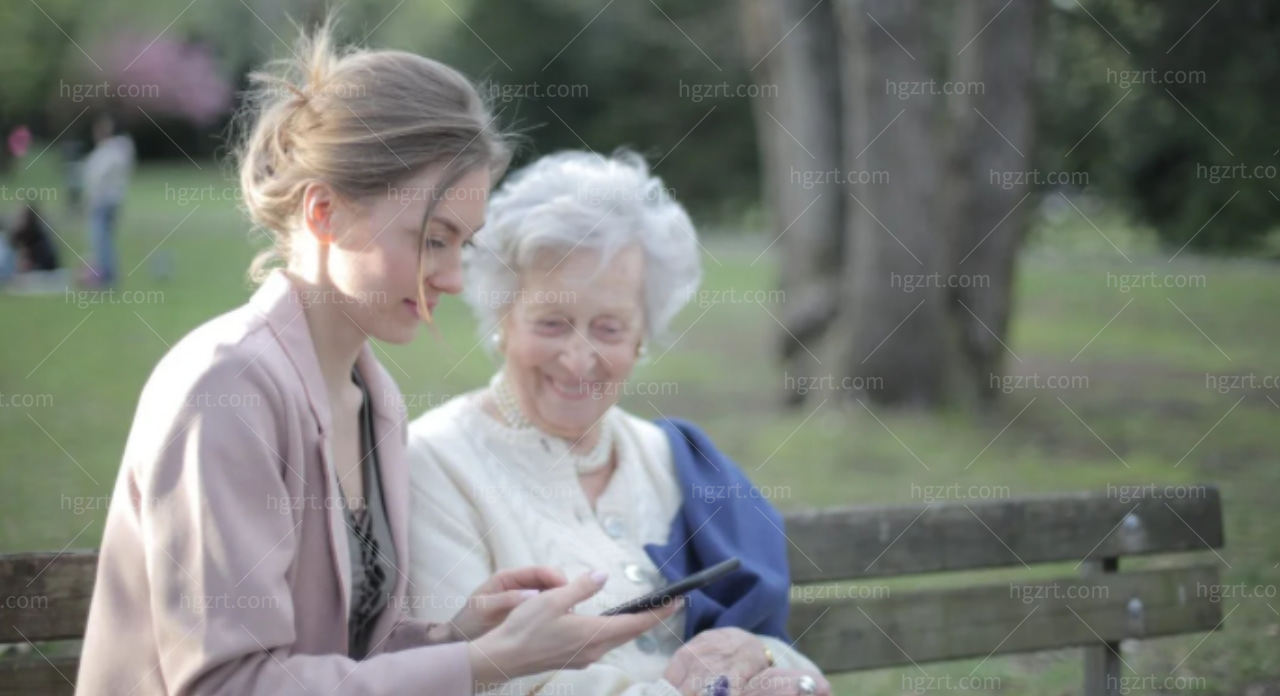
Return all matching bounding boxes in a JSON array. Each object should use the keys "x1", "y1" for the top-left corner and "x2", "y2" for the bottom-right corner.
[
  {"x1": 740, "y1": 668, "x2": 831, "y2": 696},
  {"x1": 662, "y1": 627, "x2": 774, "y2": 694}
]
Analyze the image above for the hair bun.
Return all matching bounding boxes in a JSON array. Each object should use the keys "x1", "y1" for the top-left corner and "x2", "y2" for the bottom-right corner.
[{"x1": 232, "y1": 13, "x2": 512, "y2": 285}]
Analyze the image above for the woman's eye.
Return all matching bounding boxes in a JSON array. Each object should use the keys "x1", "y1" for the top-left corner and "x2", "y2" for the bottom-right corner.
[
  {"x1": 536, "y1": 319, "x2": 567, "y2": 332},
  {"x1": 462, "y1": 239, "x2": 475, "y2": 249},
  {"x1": 594, "y1": 317, "x2": 626, "y2": 332},
  {"x1": 593, "y1": 324, "x2": 625, "y2": 342},
  {"x1": 426, "y1": 237, "x2": 447, "y2": 250}
]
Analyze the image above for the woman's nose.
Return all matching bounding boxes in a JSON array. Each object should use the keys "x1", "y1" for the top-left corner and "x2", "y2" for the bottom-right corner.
[
  {"x1": 559, "y1": 333, "x2": 596, "y2": 376},
  {"x1": 428, "y1": 258, "x2": 464, "y2": 295}
]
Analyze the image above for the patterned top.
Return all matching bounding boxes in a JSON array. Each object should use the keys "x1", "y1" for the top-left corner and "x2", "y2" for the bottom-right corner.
[{"x1": 345, "y1": 368, "x2": 393, "y2": 660}]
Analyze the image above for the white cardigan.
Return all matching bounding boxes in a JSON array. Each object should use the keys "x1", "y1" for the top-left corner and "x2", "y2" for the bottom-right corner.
[{"x1": 405, "y1": 390, "x2": 820, "y2": 695}]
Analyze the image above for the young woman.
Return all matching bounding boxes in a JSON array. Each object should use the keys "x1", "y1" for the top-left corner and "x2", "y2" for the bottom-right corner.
[{"x1": 75, "y1": 22, "x2": 671, "y2": 696}]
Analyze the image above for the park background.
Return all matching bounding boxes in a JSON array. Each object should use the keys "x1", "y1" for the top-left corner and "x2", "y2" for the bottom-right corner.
[{"x1": 1, "y1": 0, "x2": 1277, "y2": 693}]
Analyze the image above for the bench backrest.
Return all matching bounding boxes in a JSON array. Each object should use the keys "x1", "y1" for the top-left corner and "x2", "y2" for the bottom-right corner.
[
  {"x1": 783, "y1": 485, "x2": 1226, "y2": 674},
  {"x1": 0, "y1": 485, "x2": 1225, "y2": 694}
]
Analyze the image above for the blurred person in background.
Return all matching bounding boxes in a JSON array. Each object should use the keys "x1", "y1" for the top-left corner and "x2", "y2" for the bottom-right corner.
[
  {"x1": 9, "y1": 205, "x2": 61, "y2": 273},
  {"x1": 0, "y1": 221, "x2": 12, "y2": 284},
  {"x1": 80, "y1": 113, "x2": 134, "y2": 287},
  {"x1": 60, "y1": 139, "x2": 87, "y2": 216},
  {"x1": 0, "y1": 204, "x2": 68, "y2": 293}
]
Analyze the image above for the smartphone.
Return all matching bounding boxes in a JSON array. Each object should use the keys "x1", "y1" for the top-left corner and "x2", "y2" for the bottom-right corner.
[{"x1": 600, "y1": 558, "x2": 741, "y2": 615}]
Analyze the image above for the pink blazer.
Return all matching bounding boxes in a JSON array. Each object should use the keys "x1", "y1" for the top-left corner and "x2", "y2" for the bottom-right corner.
[{"x1": 76, "y1": 271, "x2": 471, "y2": 695}]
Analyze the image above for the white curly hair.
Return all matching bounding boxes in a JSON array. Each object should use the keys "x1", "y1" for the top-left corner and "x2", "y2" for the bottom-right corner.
[{"x1": 463, "y1": 149, "x2": 703, "y2": 346}]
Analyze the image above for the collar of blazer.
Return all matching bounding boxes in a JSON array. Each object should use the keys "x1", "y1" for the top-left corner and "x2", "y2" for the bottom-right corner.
[
  {"x1": 248, "y1": 270, "x2": 408, "y2": 438},
  {"x1": 246, "y1": 270, "x2": 413, "y2": 623}
]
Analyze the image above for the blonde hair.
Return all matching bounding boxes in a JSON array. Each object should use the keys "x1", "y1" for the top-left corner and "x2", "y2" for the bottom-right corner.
[{"x1": 233, "y1": 16, "x2": 511, "y2": 310}]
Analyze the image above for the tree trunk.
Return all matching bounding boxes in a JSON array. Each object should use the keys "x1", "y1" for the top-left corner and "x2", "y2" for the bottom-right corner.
[
  {"x1": 739, "y1": 0, "x2": 845, "y2": 405},
  {"x1": 747, "y1": 0, "x2": 1041, "y2": 409},
  {"x1": 944, "y1": 0, "x2": 1041, "y2": 408},
  {"x1": 834, "y1": 0, "x2": 958, "y2": 407}
]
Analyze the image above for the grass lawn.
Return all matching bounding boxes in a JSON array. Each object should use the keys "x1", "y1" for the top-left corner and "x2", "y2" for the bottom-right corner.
[{"x1": 1, "y1": 160, "x2": 1277, "y2": 694}]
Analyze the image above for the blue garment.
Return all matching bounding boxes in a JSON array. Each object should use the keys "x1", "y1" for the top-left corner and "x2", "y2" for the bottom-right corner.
[
  {"x1": 644, "y1": 418, "x2": 792, "y2": 642},
  {"x1": 88, "y1": 202, "x2": 119, "y2": 285},
  {"x1": 0, "y1": 239, "x2": 14, "y2": 284}
]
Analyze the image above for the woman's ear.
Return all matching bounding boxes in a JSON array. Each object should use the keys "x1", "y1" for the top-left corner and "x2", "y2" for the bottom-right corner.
[{"x1": 302, "y1": 182, "x2": 338, "y2": 244}]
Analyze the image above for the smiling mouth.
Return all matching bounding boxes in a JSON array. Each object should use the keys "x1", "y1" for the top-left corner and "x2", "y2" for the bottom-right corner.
[{"x1": 545, "y1": 374, "x2": 593, "y2": 400}]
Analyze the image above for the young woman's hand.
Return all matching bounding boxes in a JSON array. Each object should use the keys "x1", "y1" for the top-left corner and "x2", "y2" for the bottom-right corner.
[
  {"x1": 467, "y1": 571, "x2": 678, "y2": 689},
  {"x1": 441, "y1": 565, "x2": 567, "y2": 642}
]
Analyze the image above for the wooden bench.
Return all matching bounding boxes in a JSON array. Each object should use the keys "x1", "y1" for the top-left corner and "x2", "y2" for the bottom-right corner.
[{"x1": 1, "y1": 484, "x2": 1226, "y2": 695}]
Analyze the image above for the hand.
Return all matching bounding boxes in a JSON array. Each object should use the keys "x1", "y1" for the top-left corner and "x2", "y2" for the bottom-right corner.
[
  {"x1": 443, "y1": 566, "x2": 566, "y2": 642},
  {"x1": 662, "y1": 627, "x2": 773, "y2": 694},
  {"x1": 739, "y1": 668, "x2": 831, "y2": 696},
  {"x1": 468, "y1": 570, "x2": 679, "y2": 689}
]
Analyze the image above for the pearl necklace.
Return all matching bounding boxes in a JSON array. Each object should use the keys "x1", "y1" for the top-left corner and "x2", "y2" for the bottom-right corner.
[{"x1": 489, "y1": 371, "x2": 615, "y2": 475}]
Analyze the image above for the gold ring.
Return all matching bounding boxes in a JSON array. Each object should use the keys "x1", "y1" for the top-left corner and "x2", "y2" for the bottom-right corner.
[{"x1": 763, "y1": 645, "x2": 776, "y2": 667}]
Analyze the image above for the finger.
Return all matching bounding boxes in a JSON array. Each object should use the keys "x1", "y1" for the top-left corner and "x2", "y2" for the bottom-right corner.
[
  {"x1": 585, "y1": 603, "x2": 673, "y2": 644},
  {"x1": 724, "y1": 662, "x2": 764, "y2": 693},
  {"x1": 648, "y1": 597, "x2": 682, "y2": 622},
  {"x1": 470, "y1": 588, "x2": 540, "y2": 617},
  {"x1": 742, "y1": 667, "x2": 789, "y2": 696},
  {"x1": 661, "y1": 654, "x2": 692, "y2": 691},
  {"x1": 732, "y1": 647, "x2": 778, "y2": 690},
  {"x1": 736, "y1": 667, "x2": 784, "y2": 696},
  {"x1": 744, "y1": 669, "x2": 830, "y2": 696},
  {"x1": 538, "y1": 570, "x2": 608, "y2": 613},
  {"x1": 493, "y1": 565, "x2": 567, "y2": 592}
]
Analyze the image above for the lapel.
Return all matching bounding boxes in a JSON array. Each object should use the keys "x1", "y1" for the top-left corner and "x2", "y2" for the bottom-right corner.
[{"x1": 248, "y1": 271, "x2": 351, "y2": 619}]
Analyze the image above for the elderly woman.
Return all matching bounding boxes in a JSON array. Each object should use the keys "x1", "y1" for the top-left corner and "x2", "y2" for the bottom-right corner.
[{"x1": 406, "y1": 151, "x2": 829, "y2": 696}]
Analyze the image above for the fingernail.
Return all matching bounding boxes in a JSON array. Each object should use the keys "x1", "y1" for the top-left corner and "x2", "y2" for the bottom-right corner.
[
  {"x1": 590, "y1": 570, "x2": 608, "y2": 586},
  {"x1": 518, "y1": 589, "x2": 538, "y2": 599}
]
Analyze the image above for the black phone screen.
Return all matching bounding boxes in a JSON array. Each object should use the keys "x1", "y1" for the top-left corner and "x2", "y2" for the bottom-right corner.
[{"x1": 600, "y1": 557, "x2": 741, "y2": 615}]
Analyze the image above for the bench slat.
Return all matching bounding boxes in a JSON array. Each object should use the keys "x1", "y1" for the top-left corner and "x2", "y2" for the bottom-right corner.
[
  {"x1": 0, "y1": 564, "x2": 1225, "y2": 694},
  {"x1": 782, "y1": 485, "x2": 1223, "y2": 583},
  {"x1": 0, "y1": 655, "x2": 78, "y2": 696},
  {"x1": 0, "y1": 485, "x2": 1228, "y2": 686},
  {"x1": 0, "y1": 552, "x2": 97, "y2": 643},
  {"x1": 789, "y1": 564, "x2": 1223, "y2": 673}
]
